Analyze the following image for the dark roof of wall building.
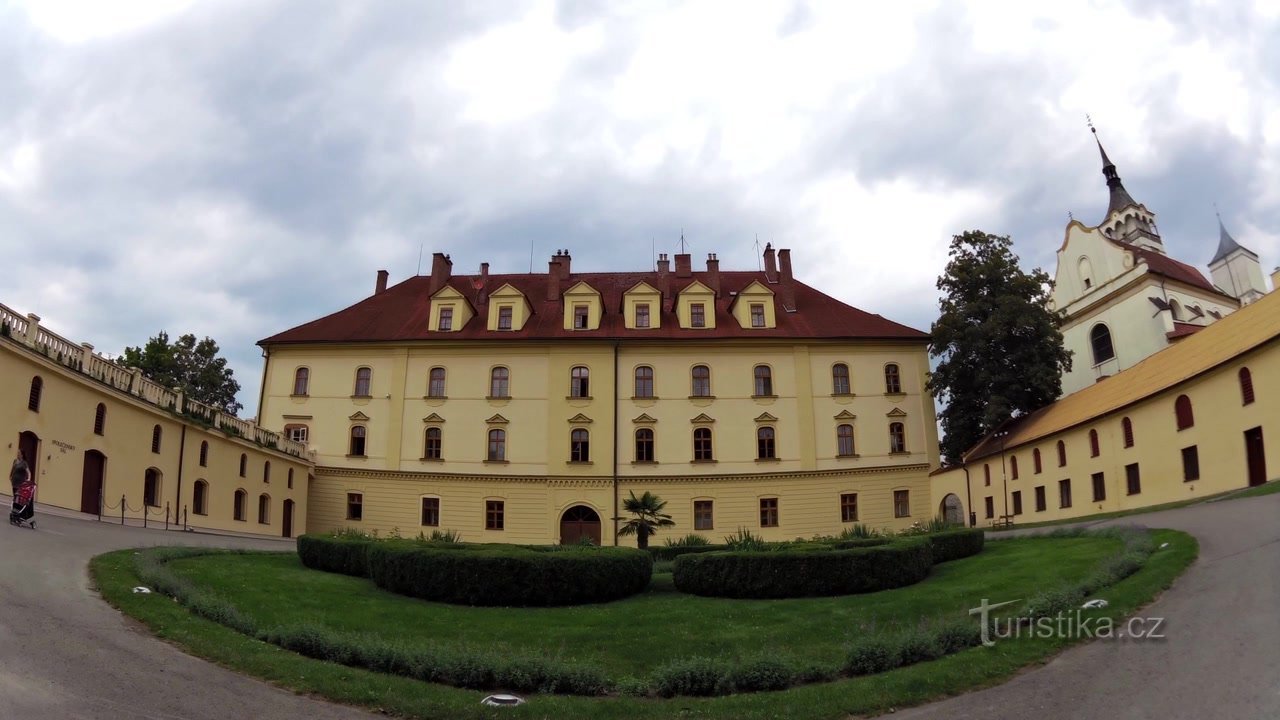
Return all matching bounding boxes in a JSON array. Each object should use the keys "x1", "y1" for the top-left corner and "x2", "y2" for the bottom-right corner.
[{"x1": 259, "y1": 269, "x2": 928, "y2": 345}]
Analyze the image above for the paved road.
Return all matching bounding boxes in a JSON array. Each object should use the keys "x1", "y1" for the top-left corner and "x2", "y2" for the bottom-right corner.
[
  {"x1": 0, "y1": 503, "x2": 376, "y2": 720},
  {"x1": 892, "y1": 491, "x2": 1280, "y2": 720}
]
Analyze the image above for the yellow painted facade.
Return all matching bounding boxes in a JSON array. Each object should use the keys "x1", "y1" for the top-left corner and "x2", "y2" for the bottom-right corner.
[
  {"x1": 932, "y1": 288, "x2": 1280, "y2": 526},
  {"x1": 0, "y1": 307, "x2": 310, "y2": 537},
  {"x1": 260, "y1": 340, "x2": 938, "y2": 544}
]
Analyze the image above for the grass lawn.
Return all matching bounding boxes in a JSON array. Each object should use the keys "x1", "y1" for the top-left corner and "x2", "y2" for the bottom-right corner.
[
  {"x1": 990, "y1": 479, "x2": 1280, "y2": 533},
  {"x1": 92, "y1": 529, "x2": 1196, "y2": 719},
  {"x1": 160, "y1": 536, "x2": 1116, "y2": 677}
]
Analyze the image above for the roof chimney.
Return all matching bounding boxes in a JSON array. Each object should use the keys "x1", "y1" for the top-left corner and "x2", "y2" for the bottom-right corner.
[
  {"x1": 558, "y1": 249, "x2": 572, "y2": 279},
  {"x1": 429, "y1": 253, "x2": 452, "y2": 295},
  {"x1": 763, "y1": 243, "x2": 778, "y2": 282},
  {"x1": 547, "y1": 251, "x2": 563, "y2": 302},
  {"x1": 1271, "y1": 266, "x2": 1280, "y2": 294},
  {"x1": 477, "y1": 262, "x2": 490, "y2": 305},
  {"x1": 777, "y1": 248, "x2": 795, "y2": 311},
  {"x1": 656, "y1": 254, "x2": 671, "y2": 310},
  {"x1": 674, "y1": 253, "x2": 692, "y2": 278},
  {"x1": 705, "y1": 253, "x2": 720, "y2": 296},
  {"x1": 375, "y1": 269, "x2": 389, "y2": 295}
]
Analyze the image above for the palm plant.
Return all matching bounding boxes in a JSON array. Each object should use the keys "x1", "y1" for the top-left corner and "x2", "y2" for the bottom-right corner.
[{"x1": 615, "y1": 490, "x2": 675, "y2": 549}]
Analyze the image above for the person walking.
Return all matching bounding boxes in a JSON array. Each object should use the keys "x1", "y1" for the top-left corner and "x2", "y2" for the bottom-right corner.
[{"x1": 10, "y1": 450, "x2": 30, "y2": 497}]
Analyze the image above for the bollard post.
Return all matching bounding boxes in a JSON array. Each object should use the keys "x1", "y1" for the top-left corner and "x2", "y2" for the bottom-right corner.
[
  {"x1": 165, "y1": 502, "x2": 170, "y2": 531},
  {"x1": 98, "y1": 488, "x2": 103, "y2": 521},
  {"x1": 183, "y1": 507, "x2": 188, "y2": 531},
  {"x1": 120, "y1": 495, "x2": 125, "y2": 526}
]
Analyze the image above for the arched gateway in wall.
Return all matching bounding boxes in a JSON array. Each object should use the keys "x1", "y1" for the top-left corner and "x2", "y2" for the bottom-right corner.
[
  {"x1": 939, "y1": 493, "x2": 965, "y2": 526},
  {"x1": 559, "y1": 505, "x2": 602, "y2": 545}
]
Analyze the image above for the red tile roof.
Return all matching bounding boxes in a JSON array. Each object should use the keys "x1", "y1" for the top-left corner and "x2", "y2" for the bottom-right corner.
[
  {"x1": 259, "y1": 271, "x2": 928, "y2": 345},
  {"x1": 1166, "y1": 322, "x2": 1204, "y2": 340},
  {"x1": 1111, "y1": 240, "x2": 1227, "y2": 297}
]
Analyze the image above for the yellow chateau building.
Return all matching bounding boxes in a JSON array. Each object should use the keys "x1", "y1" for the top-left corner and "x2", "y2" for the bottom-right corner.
[
  {"x1": 257, "y1": 246, "x2": 941, "y2": 545},
  {"x1": 0, "y1": 304, "x2": 311, "y2": 536}
]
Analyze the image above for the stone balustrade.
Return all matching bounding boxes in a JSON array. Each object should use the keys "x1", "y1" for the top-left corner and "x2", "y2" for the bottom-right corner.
[{"x1": 0, "y1": 300, "x2": 309, "y2": 459}]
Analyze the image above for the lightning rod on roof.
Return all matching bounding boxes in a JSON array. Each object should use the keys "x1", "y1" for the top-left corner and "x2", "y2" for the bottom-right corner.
[
  {"x1": 753, "y1": 235, "x2": 762, "y2": 271},
  {"x1": 417, "y1": 242, "x2": 424, "y2": 276}
]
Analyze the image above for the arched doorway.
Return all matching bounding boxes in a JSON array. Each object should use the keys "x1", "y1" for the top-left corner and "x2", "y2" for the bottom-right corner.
[
  {"x1": 282, "y1": 499, "x2": 295, "y2": 538},
  {"x1": 560, "y1": 505, "x2": 601, "y2": 545},
  {"x1": 18, "y1": 431, "x2": 39, "y2": 483},
  {"x1": 939, "y1": 493, "x2": 965, "y2": 526},
  {"x1": 81, "y1": 450, "x2": 106, "y2": 514}
]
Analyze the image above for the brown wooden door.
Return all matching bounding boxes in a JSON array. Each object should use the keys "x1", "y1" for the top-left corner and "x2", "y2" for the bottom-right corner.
[
  {"x1": 1245, "y1": 427, "x2": 1267, "y2": 487},
  {"x1": 282, "y1": 499, "x2": 294, "y2": 538},
  {"x1": 559, "y1": 505, "x2": 602, "y2": 545},
  {"x1": 18, "y1": 431, "x2": 39, "y2": 483},
  {"x1": 82, "y1": 450, "x2": 106, "y2": 514}
]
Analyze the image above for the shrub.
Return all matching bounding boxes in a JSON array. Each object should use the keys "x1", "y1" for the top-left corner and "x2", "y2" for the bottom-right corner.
[
  {"x1": 839, "y1": 523, "x2": 883, "y2": 539},
  {"x1": 829, "y1": 537, "x2": 892, "y2": 550},
  {"x1": 648, "y1": 544, "x2": 726, "y2": 562},
  {"x1": 724, "y1": 657, "x2": 797, "y2": 692},
  {"x1": 1023, "y1": 586, "x2": 1085, "y2": 620},
  {"x1": 425, "y1": 528, "x2": 462, "y2": 543},
  {"x1": 928, "y1": 528, "x2": 985, "y2": 563},
  {"x1": 366, "y1": 543, "x2": 652, "y2": 607},
  {"x1": 672, "y1": 537, "x2": 933, "y2": 599},
  {"x1": 651, "y1": 656, "x2": 729, "y2": 697},
  {"x1": 723, "y1": 527, "x2": 769, "y2": 551},
  {"x1": 665, "y1": 533, "x2": 711, "y2": 547},
  {"x1": 296, "y1": 533, "x2": 376, "y2": 577},
  {"x1": 844, "y1": 636, "x2": 900, "y2": 675}
]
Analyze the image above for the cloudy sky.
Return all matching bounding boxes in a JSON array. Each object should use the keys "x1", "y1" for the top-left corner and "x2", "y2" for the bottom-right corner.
[{"x1": 3, "y1": 0, "x2": 1278, "y2": 417}]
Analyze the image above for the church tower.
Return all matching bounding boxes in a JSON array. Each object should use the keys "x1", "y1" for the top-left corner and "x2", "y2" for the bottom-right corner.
[
  {"x1": 1092, "y1": 127, "x2": 1163, "y2": 253},
  {"x1": 1209, "y1": 215, "x2": 1269, "y2": 305}
]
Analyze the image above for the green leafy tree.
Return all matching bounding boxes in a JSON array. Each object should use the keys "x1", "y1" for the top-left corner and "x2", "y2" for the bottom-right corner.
[
  {"x1": 120, "y1": 331, "x2": 243, "y2": 414},
  {"x1": 928, "y1": 231, "x2": 1072, "y2": 464},
  {"x1": 615, "y1": 490, "x2": 676, "y2": 549}
]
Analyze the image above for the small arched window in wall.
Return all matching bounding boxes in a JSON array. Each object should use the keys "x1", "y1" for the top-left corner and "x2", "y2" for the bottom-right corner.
[
  {"x1": 1078, "y1": 256, "x2": 1094, "y2": 290},
  {"x1": 836, "y1": 424, "x2": 855, "y2": 457},
  {"x1": 1090, "y1": 323, "x2": 1115, "y2": 365},
  {"x1": 424, "y1": 427, "x2": 442, "y2": 459},
  {"x1": 258, "y1": 494, "x2": 270, "y2": 524},
  {"x1": 143, "y1": 468, "x2": 161, "y2": 507},
  {"x1": 1169, "y1": 299, "x2": 1184, "y2": 322},
  {"x1": 263, "y1": 461, "x2": 271, "y2": 484},
  {"x1": 151, "y1": 425, "x2": 162, "y2": 454},
  {"x1": 1239, "y1": 367, "x2": 1255, "y2": 405},
  {"x1": 293, "y1": 367, "x2": 309, "y2": 396},
  {"x1": 233, "y1": 489, "x2": 246, "y2": 521},
  {"x1": 490, "y1": 367, "x2": 510, "y2": 398},
  {"x1": 570, "y1": 366, "x2": 590, "y2": 398},
  {"x1": 428, "y1": 367, "x2": 446, "y2": 398},
  {"x1": 28, "y1": 376, "x2": 42, "y2": 412},
  {"x1": 192, "y1": 480, "x2": 208, "y2": 516},
  {"x1": 1033, "y1": 448, "x2": 1042, "y2": 474},
  {"x1": 832, "y1": 363, "x2": 851, "y2": 395},
  {"x1": 199, "y1": 441, "x2": 209, "y2": 467},
  {"x1": 634, "y1": 366, "x2": 654, "y2": 398},
  {"x1": 757, "y1": 427, "x2": 776, "y2": 459},
  {"x1": 1010, "y1": 455, "x2": 1019, "y2": 479},
  {"x1": 93, "y1": 403, "x2": 106, "y2": 436},
  {"x1": 239, "y1": 453, "x2": 247, "y2": 477},
  {"x1": 1089, "y1": 429, "x2": 1100, "y2": 457},
  {"x1": 884, "y1": 364, "x2": 902, "y2": 394},
  {"x1": 353, "y1": 367, "x2": 372, "y2": 397},
  {"x1": 1057, "y1": 440, "x2": 1067, "y2": 467},
  {"x1": 888, "y1": 422, "x2": 906, "y2": 453},
  {"x1": 753, "y1": 365, "x2": 773, "y2": 396},
  {"x1": 634, "y1": 428, "x2": 654, "y2": 462},
  {"x1": 1175, "y1": 395, "x2": 1194, "y2": 430},
  {"x1": 693, "y1": 427, "x2": 714, "y2": 461},
  {"x1": 570, "y1": 429, "x2": 590, "y2": 462},
  {"x1": 350, "y1": 426, "x2": 367, "y2": 456},
  {"x1": 487, "y1": 429, "x2": 506, "y2": 461},
  {"x1": 1122, "y1": 417, "x2": 1134, "y2": 448},
  {"x1": 691, "y1": 365, "x2": 711, "y2": 397}
]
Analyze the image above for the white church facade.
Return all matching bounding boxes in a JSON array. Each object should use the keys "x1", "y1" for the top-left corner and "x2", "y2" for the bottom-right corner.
[{"x1": 1051, "y1": 131, "x2": 1272, "y2": 396}]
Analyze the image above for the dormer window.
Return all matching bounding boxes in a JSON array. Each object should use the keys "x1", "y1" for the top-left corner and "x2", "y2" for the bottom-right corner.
[
  {"x1": 636, "y1": 303, "x2": 650, "y2": 328},
  {"x1": 691, "y1": 303, "x2": 706, "y2": 328},
  {"x1": 750, "y1": 304, "x2": 765, "y2": 328},
  {"x1": 497, "y1": 306, "x2": 512, "y2": 330},
  {"x1": 573, "y1": 304, "x2": 589, "y2": 329},
  {"x1": 438, "y1": 307, "x2": 453, "y2": 331}
]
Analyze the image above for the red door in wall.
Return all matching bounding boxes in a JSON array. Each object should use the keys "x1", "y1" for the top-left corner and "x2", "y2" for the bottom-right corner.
[
  {"x1": 18, "y1": 431, "x2": 39, "y2": 483},
  {"x1": 81, "y1": 450, "x2": 106, "y2": 514},
  {"x1": 1245, "y1": 427, "x2": 1267, "y2": 487}
]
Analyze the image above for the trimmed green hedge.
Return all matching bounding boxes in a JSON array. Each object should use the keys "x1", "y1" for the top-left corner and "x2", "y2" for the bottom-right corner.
[
  {"x1": 928, "y1": 528, "x2": 985, "y2": 563},
  {"x1": 367, "y1": 543, "x2": 653, "y2": 607},
  {"x1": 672, "y1": 538, "x2": 933, "y2": 599},
  {"x1": 649, "y1": 544, "x2": 728, "y2": 562},
  {"x1": 297, "y1": 534, "x2": 375, "y2": 577}
]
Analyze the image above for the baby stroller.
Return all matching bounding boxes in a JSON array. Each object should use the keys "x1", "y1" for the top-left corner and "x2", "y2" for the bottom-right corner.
[{"x1": 10, "y1": 481, "x2": 35, "y2": 528}]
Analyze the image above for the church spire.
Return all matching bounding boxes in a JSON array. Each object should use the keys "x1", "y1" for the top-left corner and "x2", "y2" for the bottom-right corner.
[
  {"x1": 1090, "y1": 124, "x2": 1138, "y2": 218},
  {"x1": 1211, "y1": 212, "x2": 1248, "y2": 264}
]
